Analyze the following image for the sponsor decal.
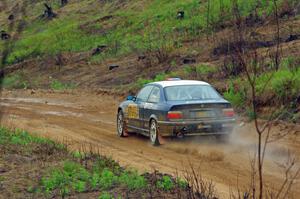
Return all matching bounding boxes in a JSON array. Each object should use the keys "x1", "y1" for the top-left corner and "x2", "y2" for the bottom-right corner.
[{"x1": 127, "y1": 104, "x2": 139, "y2": 119}]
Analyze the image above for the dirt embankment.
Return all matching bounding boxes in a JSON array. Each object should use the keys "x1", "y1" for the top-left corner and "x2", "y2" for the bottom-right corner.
[{"x1": 0, "y1": 90, "x2": 299, "y2": 198}]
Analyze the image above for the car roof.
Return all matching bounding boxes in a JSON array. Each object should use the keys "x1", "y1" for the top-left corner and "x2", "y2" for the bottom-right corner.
[{"x1": 149, "y1": 80, "x2": 210, "y2": 88}]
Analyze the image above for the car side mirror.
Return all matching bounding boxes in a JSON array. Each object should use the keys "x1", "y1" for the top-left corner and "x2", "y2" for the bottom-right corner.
[{"x1": 126, "y1": 95, "x2": 136, "y2": 101}]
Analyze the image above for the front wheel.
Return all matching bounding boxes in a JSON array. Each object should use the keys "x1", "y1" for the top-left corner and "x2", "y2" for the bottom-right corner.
[
  {"x1": 117, "y1": 110, "x2": 127, "y2": 137},
  {"x1": 149, "y1": 119, "x2": 160, "y2": 146}
]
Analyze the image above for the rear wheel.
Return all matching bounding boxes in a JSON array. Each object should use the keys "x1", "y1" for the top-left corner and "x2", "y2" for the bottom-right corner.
[
  {"x1": 149, "y1": 119, "x2": 160, "y2": 146},
  {"x1": 117, "y1": 110, "x2": 127, "y2": 137}
]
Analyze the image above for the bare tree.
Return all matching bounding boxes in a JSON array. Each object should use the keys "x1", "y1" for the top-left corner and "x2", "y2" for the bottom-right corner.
[
  {"x1": 272, "y1": 0, "x2": 281, "y2": 71},
  {"x1": 228, "y1": 0, "x2": 299, "y2": 198},
  {"x1": 206, "y1": 0, "x2": 211, "y2": 40}
]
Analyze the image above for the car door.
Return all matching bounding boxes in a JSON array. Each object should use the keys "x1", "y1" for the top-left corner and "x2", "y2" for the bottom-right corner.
[
  {"x1": 127, "y1": 85, "x2": 154, "y2": 130},
  {"x1": 142, "y1": 86, "x2": 162, "y2": 131}
]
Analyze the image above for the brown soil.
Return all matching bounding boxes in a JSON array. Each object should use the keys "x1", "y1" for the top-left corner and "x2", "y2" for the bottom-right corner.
[{"x1": 0, "y1": 89, "x2": 299, "y2": 198}]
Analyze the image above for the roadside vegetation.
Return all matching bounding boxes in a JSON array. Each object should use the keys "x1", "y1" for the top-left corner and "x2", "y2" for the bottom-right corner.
[
  {"x1": 50, "y1": 79, "x2": 76, "y2": 90},
  {"x1": 0, "y1": 127, "x2": 218, "y2": 198},
  {"x1": 0, "y1": 74, "x2": 76, "y2": 90}
]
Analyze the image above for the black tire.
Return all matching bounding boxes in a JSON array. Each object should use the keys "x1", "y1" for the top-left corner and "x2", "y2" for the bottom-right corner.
[
  {"x1": 117, "y1": 110, "x2": 126, "y2": 137},
  {"x1": 149, "y1": 119, "x2": 160, "y2": 146}
]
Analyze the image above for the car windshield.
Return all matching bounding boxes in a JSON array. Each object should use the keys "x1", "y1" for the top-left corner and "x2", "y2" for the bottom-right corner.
[{"x1": 164, "y1": 85, "x2": 221, "y2": 101}]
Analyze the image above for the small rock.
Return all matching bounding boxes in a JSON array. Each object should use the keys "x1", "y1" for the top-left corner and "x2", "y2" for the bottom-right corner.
[
  {"x1": 0, "y1": 31, "x2": 10, "y2": 40},
  {"x1": 182, "y1": 57, "x2": 196, "y2": 64},
  {"x1": 108, "y1": 64, "x2": 119, "y2": 70},
  {"x1": 92, "y1": 45, "x2": 107, "y2": 56},
  {"x1": 239, "y1": 122, "x2": 245, "y2": 127},
  {"x1": 8, "y1": 14, "x2": 14, "y2": 20},
  {"x1": 100, "y1": 15, "x2": 113, "y2": 21},
  {"x1": 177, "y1": 11, "x2": 184, "y2": 19},
  {"x1": 0, "y1": 167, "x2": 7, "y2": 173},
  {"x1": 285, "y1": 34, "x2": 299, "y2": 42},
  {"x1": 137, "y1": 54, "x2": 146, "y2": 61}
]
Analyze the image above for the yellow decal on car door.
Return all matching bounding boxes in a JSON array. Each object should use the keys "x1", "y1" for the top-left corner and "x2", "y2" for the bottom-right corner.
[{"x1": 127, "y1": 104, "x2": 139, "y2": 119}]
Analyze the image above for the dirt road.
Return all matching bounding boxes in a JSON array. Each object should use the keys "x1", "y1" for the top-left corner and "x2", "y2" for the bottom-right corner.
[{"x1": 0, "y1": 90, "x2": 299, "y2": 198}]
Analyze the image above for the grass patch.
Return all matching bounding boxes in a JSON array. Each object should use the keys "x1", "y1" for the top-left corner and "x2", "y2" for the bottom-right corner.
[
  {"x1": 223, "y1": 66, "x2": 300, "y2": 121},
  {"x1": 42, "y1": 161, "x2": 90, "y2": 195},
  {"x1": 195, "y1": 64, "x2": 217, "y2": 75},
  {"x1": 223, "y1": 82, "x2": 246, "y2": 109},
  {"x1": 0, "y1": 74, "x2": 28, "y2": 89},
  {"x1": 91, "y1": 168, "x2": 118, "y2": 190},
  {"x1": 42, "y1": 163, "x2": 146, "y2": 196},
  {"x1": 99, "y1": 192, "x2": 113, "y2": 199},
  {"x1": 50, "y1": 79, "x2": 76, "y2": 90},
  {"x1": 251, "y1": 67, "x2": 300, "y2": 105},
  {"x1": 118, "y1": 170, "x2": 146, "y2": 190},
  {"x1": 2, "y1": 0, "x2": 297, "y2": 65},
  {"x1": 0, "y1": 127, "x2": 58, "y2": 146}
]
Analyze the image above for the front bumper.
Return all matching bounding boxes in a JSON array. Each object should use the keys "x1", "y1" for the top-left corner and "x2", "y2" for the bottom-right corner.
[{"x1": 157, "y1": 118, "x2": 236, "y2": 137}]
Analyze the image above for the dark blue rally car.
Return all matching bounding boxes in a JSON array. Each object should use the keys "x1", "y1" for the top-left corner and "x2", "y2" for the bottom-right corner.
[{"x1": 117, "y1": 79, "x2": 236, "y2": 146}]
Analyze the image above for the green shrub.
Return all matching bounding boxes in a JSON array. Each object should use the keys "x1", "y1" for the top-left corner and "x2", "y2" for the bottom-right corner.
[
  {"x1": 91, "y1": 168, "x2": 118, "y2": 190},
  {"x1": 136, "y1": 78, "x2": 152, "y2": 88},
  {"x1": 256, "y1": 68, "x2": 300, "y2": 103},
  {"x1": 195, "y1": 64, "x2": 216, "y2": 75},
  {"x1": 0, "y1": 74, "x2": 28, "y2": 89},
  {"x1": 156, "y1": 175, "x2": 174, "y2": 191},
  {"x1": 99, "y1": 192, "x2": 113, "y2": 199},
  {"x1": 271, "y1": 69, "x2": 300, "y2": 100},
  {"x1": 50, "y1": 80, "x2": 75, "y2": 90},
  {"x1": 42, "y1": 161, "x2": 90, "y2": 196},
  {"x1": 73, "y1": 151, "x2": 84, "y2": 159},
  {"x1": 281, "y1": 57, "x2": 296, "y2": 70},
  {"x1": 223, "y1": 83, "x2": 246, "y2": 108},
  {"x1": 27, "y1": 185, "x2": 39, "y2": 193},
  {"x1": 72, "y1": 180, "x2": 86, "y2": 193},
  {"x1": 183, "y1": 66, "x2": 195, "y2": 75},
  {"x1": 154, "y1": 73, "x2": 167, "y2": 81},
  {"x1": 118, "y1": 170, "x2": 146, "y2": 190},
  {"x1": 176, "y1": 178, "x2": 188, "y2": 189},
  {"x1": 183, "y1": 64, "x2": 216, "y2": 76},
  {"x1": 99, "y1": 169, "x2": 118, "y2": 190}
]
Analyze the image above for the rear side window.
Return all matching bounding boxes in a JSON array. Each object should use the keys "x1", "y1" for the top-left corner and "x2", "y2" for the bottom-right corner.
[
  {"x1": 148, "y1": 87, "x2": 161, "y2": 103},
  {"x1": 136, "y1": 86, "x2": 153, "y2": 102}
]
